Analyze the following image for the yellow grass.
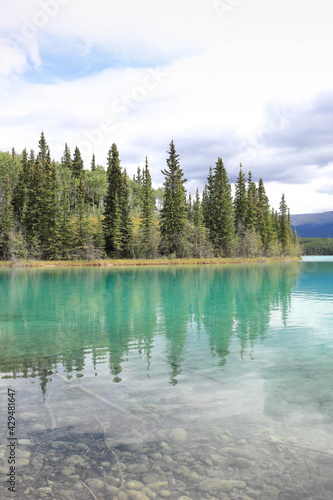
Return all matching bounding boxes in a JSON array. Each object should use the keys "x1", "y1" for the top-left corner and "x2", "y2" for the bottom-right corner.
[{"x1": 0, "y1": 256, "x2": 301, "y2": 268}]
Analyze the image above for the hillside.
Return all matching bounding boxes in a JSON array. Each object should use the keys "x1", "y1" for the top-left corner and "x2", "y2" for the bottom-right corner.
[{"x1": 291, "y1": 211, "x2": 333, "y2": 238}]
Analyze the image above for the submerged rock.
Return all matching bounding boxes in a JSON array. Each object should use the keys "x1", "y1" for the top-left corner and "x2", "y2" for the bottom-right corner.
[
  {"x1": 198, "y1": 478, "x2": 235, "y2": 493},
  {"x1": 168, "y1": 428, "x2": 188, "y2": 442}
]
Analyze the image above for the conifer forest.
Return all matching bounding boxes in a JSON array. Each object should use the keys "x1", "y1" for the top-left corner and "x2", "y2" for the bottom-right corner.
[{"x1": 0, "y1": 133, "x2": 300, "y2": 261}]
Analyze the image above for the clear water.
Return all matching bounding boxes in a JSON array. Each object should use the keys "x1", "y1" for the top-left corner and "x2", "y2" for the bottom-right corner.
[{"x1": 0, "y1": 261, "x2": 333, "y2": 499}]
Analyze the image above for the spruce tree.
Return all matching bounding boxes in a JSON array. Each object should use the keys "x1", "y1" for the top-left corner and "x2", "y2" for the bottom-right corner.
[
  {"x1": 139, "y1": 156, "x2": 155, "y2": 256},
  {"x1": 73, "y1": 178, "x2": 90, "y2": 258},
  {"x1": 91, "y1": 154, "x2": 96, "y2": 172},
  {"x1": 40, "y1": 161, "x2": 62, "y2": 259},
  {"x1": 61, "y1": 143, "x2": 72, "y2": 170},
  {"x1": 140, "y1": 157, "x2": 154, "y2": 237},
  {"x1": 278, "y1": 194, "x2": 290, "y2": 250},
  {"x1": 103, "y1": 144, "x2": 123, "y2": 257},
  {"x1": 256, "y1": 178, "x2": 273, "y2": 247},
  {"x1": 245, "y1": 171, "x2": 257, "y2": 231},
  {"x1": 59, "y1": 181, "x2": 72, "y2": 259},
  {"x1": 12, "y1": 148, "x2": 29, "y2": 222},
  {"x1": 0, "y1": 176, "x2": 15, "y2": 258},
  {"x1": 210, "y1": 157, "x2": 235, "y2": 255},
  {"x1": 72, "y1": 146, "x2": 84, "y2": 179},
  {"x1": 93, "y1": 212, "x2": 106, "y2": 258},
  {"x1": 119, "y1": 170, "x2": 133, "y2": 257},
  {"x1": 202, "y1": 167, "x2": 214, "y2": 236},
  {"x1": 233, "y1": 164, "x2": 247, "y2": 234},
  {"x1": 38, "y1": 131, "x2": 50, "y2": 166},
  {"x1": 160, "y1": 141, "x2": 187, "y2": 255}
]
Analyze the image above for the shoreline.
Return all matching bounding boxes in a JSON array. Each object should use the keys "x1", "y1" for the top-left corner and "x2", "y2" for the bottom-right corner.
[{"x1": 0, "y1": 256, "x2": 301, "y2": 268}]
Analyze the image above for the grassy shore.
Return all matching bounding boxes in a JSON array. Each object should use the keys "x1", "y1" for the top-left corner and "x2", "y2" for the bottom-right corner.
[{"x1": 0, "y1": 256, "x2": 301, "y2": 268}]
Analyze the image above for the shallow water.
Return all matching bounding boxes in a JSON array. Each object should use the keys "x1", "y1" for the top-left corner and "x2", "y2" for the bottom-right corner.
[{"x1": 0, "y1": 261, "x2": 333, "y2": 499}]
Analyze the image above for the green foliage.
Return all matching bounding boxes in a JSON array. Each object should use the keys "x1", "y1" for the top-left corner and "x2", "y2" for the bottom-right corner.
[
  {"x1": 160, "y1": 141, "x2": 187, "y2": 256},
  {"x1": 209, "y1": 157, "x2": 235, "y2": 255},
  {"x1": 103, "y1": 144, "x2": 123, "y2": 257},
  {"x1": 0, "y1": 132, "x2": 299, "y2": 262},
  {"x1": 299, "y1": 238, "x2": 333, "y2": 255},
  {"x1": 0, "y1": 176, "x2": 15, "y2": 258},
  {"x1": 234, "y1": 164, "x2": 247, "y2": 234},
  {"x1": 72, "y1": 146, "x2": 84, "y2": 179}
]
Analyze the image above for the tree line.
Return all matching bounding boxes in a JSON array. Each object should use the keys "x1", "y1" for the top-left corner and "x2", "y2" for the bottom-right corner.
[{"x1": 0, "y1": 133, "x2": 299, "y2": 261}]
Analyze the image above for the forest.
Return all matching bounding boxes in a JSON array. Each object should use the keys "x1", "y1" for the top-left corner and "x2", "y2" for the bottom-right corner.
[{"x1": 0, "y1": 132, "x2": 300, "y2": 261}]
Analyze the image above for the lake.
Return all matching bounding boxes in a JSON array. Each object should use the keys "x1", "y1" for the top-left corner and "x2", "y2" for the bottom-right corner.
[{"x1": 0, "y1": 259, "x2": 333, "y2": 499}]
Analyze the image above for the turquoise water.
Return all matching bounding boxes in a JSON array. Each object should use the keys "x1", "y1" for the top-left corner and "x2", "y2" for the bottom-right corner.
[{"x1": 0, "y1": 261, "x2": 333, "y2": 499}]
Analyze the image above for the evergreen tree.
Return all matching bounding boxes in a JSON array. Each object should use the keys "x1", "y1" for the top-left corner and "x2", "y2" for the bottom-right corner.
[
  {"x1": 233, "y1": 164, "x2": 247, "y2": 233},
  {"x1": 0, "y1": 176, "x2": 15, "y2": 258},
  {"x1": 59, "y1": 180, "x2": 72, "y2": 259},
  {"x1": 278, "y1": 194, "x2": 290, "y2": 250},
  {"x1": 192, "y1": 187, "x2": 208, "y2": 256},
  {"x1": 40, "y1": 161, "x2": 62, "y2": 259},
  {"x1": 11, "y1": 147, "x2": 16, "y2": 159},
  {"x1": 160, "y1": 141, "x2": 187, "y2": 255},
  {"x1": 187, "y1": 193, "x2": 193, "y2": 222},
  {"x1": 103, "y1": 144, "x2": 123, "y2": 257},
  {"x1": 91, "y1": 154, "x2": 96, "y2": 172},
  {"x1": 61, "y1": 143, "x2": 72, "y2": 170},
  {"x1": 256, "y1": 178, "x2": 273, "y2": 247},
  {"x1": 72, "y1": 146, "x2": 84, "y2": 179},
  {"x1": 38, "y1": 131, "x2": 50, "y2": 166},
  {"x1": 24, "y1": 155, "x2": 44, "y2": 246},
  {"x1": 245, "y1": 171, "x2": 257, "y2": 231},
  {"x1": 140, "y1": 157, "x2": 154, "y2": 237},
  {"x1": 202, "y1": 167, "x2": 214, "y2": 235},
  {"x1": 210, "y1": 157, "x2": 235, "y2": 255},
  {"x1": 139, "y1": 157, "x2": 155, "y2": 257},
  {"x1": 119, "y1": 170, "x2": 133, "y2": 257},
  {"x1": 12, "y1": 148, "x2": 29, "y2": 222},
  {"x1": 73, "y1": 178, "x2": 90, "y2": 258}
]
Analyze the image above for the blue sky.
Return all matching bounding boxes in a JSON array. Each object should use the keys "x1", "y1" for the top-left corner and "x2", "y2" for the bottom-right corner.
[{"x1": 1, "y1": 0, "x2": 333, "y2": 214}]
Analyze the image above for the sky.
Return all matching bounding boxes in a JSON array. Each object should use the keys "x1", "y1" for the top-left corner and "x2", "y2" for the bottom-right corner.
[{"x1": 0, "y1": 0, "x2": 333, "y2": 214}]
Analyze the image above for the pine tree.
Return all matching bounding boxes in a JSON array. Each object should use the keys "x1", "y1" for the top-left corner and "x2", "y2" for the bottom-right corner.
[
  {"x1": 278, "y1": 194, "x2": 290, "y2": 250},
  {"x1": 38, "y1": 131, "x2": 50, "y2": 166},
  {"x1": 59, "y1": 181, "x2": 72, "y2": 259},
  {"x1": 233, "y1": 164, "x2": 247, "y2": 234},
  {"x1": 139, "y1": 157, "x2": 155, "y2": 256},
  {"x1": 73, "y1": 178, "x2": 90, "y2": 258},
  {"x1": 210, "y1": 157, "x2": 235, "y2": 255},
  {"x1": 72, "y1": 146, "x2": 84, "y2": 179},
  {"x1": 256, "y1": 178, "x2": 273, "y2": 247},
  {"x1": 103, "y1": 144, "x2": 123, "y2": 257},
  {"x1": 24, "y1": 155, "x2": 44, "y2": 245},
  {"x1": 187, "y1": 193, "x2": 193, "y2": 222},
  {"x1": 12, "y1": 148, "x2": 29, "y2": 222},
  {"x1": 160, "y1": 141, "x2": 187, "y2": 255},
  {"x1": 91, "y1": 154, "x2": 96, "y2": 172},
  {"x1": 192, "y1": 187, "x2": 208, "y2": 256},
  {"x1": 140, "y1": 157, "x2": 154, "y2": 237},
  {"x1": 119, "y1": 170, "x2": 133, "y2": 257},
  {"x1": 0, "y1": 176, "x2": 15, "y2": 258},
  {"x1": 61, "y1": 143, "x2": 72, "y2": 170},
  {"x1": 40, "y1": 161, "x2": 62, "y2": 259},
  {"x1": 245, "y1": 171, "x2": 257, "y2": 231},
  {"x1": 11, "y1": 147, "x2": 16, "y2": 159},
  {"x1": 202, "y1": 167, "x2": 214, "y2": 235}
]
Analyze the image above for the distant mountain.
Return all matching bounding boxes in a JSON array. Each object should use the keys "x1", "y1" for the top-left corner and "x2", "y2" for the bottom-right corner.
[{"x1": 291, "y1": 211, "x2": 333, "y2": 238}]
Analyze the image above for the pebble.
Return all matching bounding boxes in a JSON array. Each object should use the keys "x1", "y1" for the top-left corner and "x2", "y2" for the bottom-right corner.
[
  {"x1": 159, "y1": 491, "x2": 172, "y2": 498},
  {"x1": 198, "y1": 478, "x2": 235, "y2": 493},
  {"x1": 168, "y1": 428, "x2": 188, "y2": 442},
  {"x1": 128, "y1": 490, "x2": 150, "y2": 500},
  {"x1": 18, "y1": 439, "x2": 32, "y2": 446},
  {"x1": 146, "y1": 481, "x2": 168, "y2": 491},
  {"x1": 231, "y1": 458, "x2": 255, "y2": 469},
  {"x1": 118, "y1": 438, "x2": 144, "y2": 452},
  {"x1": 142, "y1": 473, "x2": 160, "y2": 484},
  {"x1": 127, "y1": 480, "x2": 145, "y2": 490},
  {"x1": 65, "y1": 454, "x2": 85, "y2": 466},
  {"x1": 85, "y1": 478, "x2": 105, "y2": 489}
]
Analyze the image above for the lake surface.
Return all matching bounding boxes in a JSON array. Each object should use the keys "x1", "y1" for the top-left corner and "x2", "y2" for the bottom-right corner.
[{"x1": 0, "y1": 260, "x2": 333, "y2": 499}]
